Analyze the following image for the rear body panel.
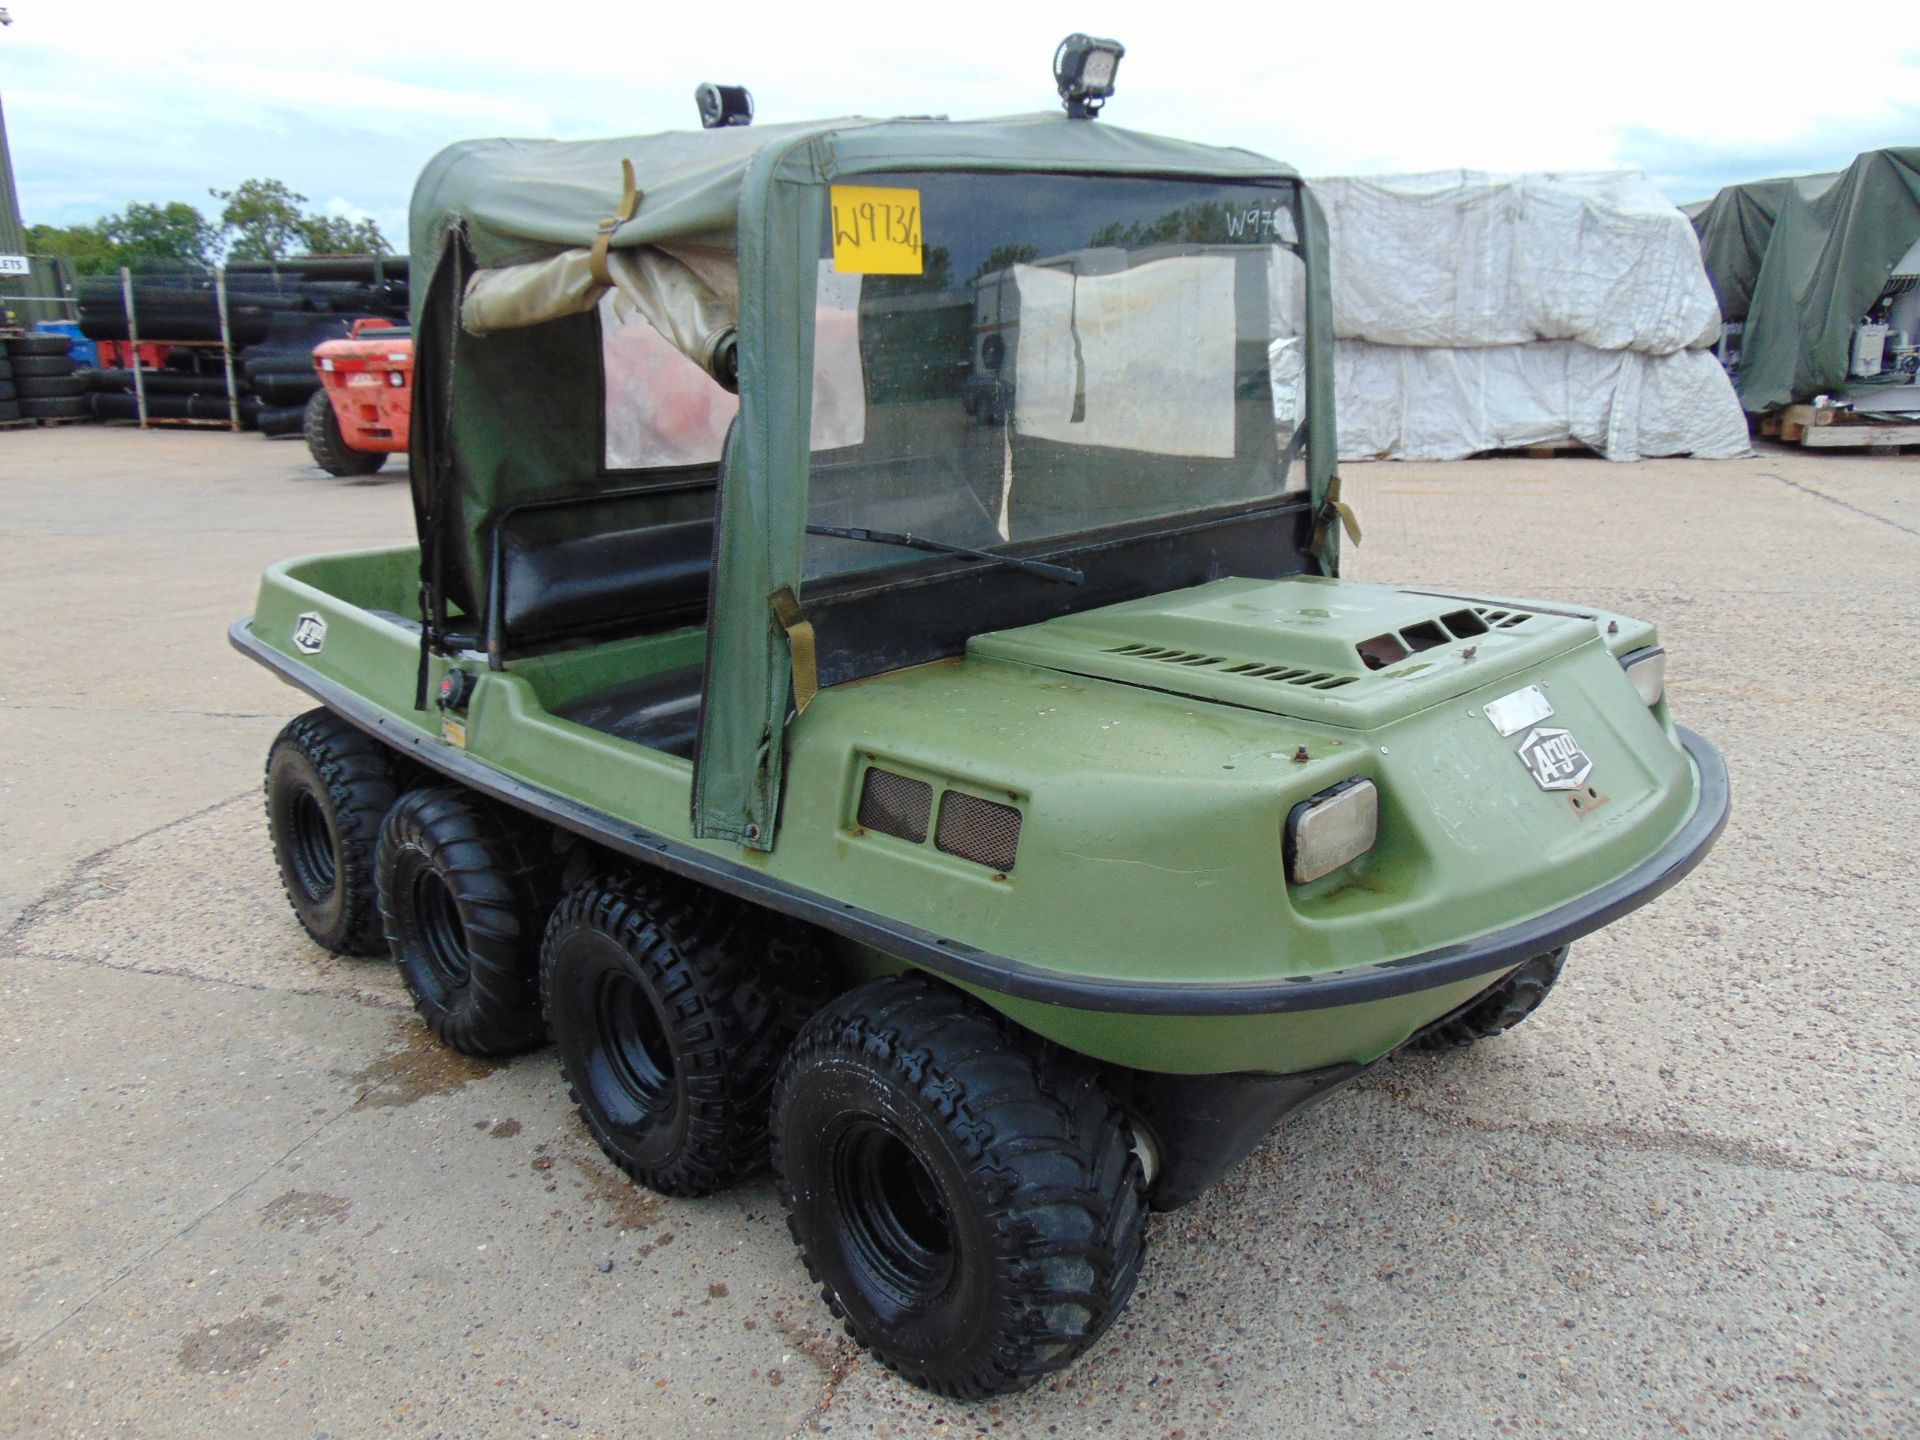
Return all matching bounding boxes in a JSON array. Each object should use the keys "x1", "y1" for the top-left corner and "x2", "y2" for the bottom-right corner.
[
  {"x1": 313, "y1": 329, "x2": 412, "y2": 455},
  {"x1": 238, "y1": 549, "x2": 1725, "y2": 1077}
]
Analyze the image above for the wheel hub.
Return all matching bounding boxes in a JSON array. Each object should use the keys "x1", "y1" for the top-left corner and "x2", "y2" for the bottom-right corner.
[
  {"x1": 591, "y1": 968, "x2": 678, "y2": 1125},
  {"x1": 410, "y1": 867, "x2": 469, "y2": 996},
  {"x1": 833, "y1": 1120, "x2": 956, "y2": 1305},
  {"x1": 288, "y1": 789, "x2": 337, "y2": 902}
]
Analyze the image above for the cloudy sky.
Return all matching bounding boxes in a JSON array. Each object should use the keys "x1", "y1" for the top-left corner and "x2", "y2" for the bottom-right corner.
[{"x1": 5, "y1": 0, "x2": 1917, "y2": 248}]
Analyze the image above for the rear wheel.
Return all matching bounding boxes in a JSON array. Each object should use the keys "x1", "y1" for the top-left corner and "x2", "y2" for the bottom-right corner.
[
  {"x1": 771, "y1": 977, "x2": 1148, "y2": 1398},
  {"x1": 265, "y1": 709, "x2": 401, "y2": 956},
  {"x1": 1411, "y1": 946, "x2": 1568, "y2": 1050},
  {"x1": 541, "y1": 873, "x2": 817, "y2": 1196},
  {"x1": 304, "y1": 389, "x2": 387, "y2": 476},
  {"x1": 377, "y1": 787, "x2": 558, "y2": 1055}
]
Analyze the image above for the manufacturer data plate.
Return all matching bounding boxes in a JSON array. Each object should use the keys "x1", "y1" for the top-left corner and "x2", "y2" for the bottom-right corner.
[
  {"x1": 1517, "y1": 726, "x2": 1595, "y2": 791},
  {"x1": 1484, "y1": 684, "x2": 1553, "y2": 736},
  {"x1": 292, "y1": 612, "x2": 328, "y2": 655}
]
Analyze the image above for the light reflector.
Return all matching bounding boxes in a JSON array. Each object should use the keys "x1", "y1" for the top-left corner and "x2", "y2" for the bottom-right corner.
[
  {"x1": 1623, "y1": 648, "x2": 1667, "y2": 707},
  {"x1": 1287, "y1": 780, "x2": 1379, "y2": 885}
]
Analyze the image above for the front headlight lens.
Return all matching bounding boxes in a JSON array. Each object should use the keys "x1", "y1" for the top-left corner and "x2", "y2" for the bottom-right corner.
[
  {"x1": 1286, "y1": 779, "x2": 1379, "y2": 884},
  {"x1": 1622, "y1": 647, "x2": 1667, "y2": 707}
]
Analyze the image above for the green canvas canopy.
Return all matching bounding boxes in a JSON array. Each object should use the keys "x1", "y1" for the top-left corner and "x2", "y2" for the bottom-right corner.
[
  {"x1": 1692, "y1": 149, "x2": 1920, "y2": 411},
  {"x1": 406, "y1": 112, "x2": 1338, "y2": 849}
]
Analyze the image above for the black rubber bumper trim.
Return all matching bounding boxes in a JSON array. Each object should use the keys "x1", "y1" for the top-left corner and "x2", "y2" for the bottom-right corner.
[{"x1": 233, "y1": 619, "x2": 1731, "y2": 1018}]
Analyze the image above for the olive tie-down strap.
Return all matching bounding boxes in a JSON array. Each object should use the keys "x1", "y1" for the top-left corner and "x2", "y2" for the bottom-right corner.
[
  {"x1": 770, "y1": 586, "x2": 819, "y2": 717},
  {"x1": 1311, "y1": 473, "x2": 1363, "y2": 552},
  {"x1": 588, "y1": 159, "x2": 641, "y2": 288}
]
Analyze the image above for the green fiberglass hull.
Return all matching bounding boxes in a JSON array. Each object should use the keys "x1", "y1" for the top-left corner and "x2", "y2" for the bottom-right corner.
[{"x1": 234, "y1": 546, "x2": 1727, "y2": 1079}]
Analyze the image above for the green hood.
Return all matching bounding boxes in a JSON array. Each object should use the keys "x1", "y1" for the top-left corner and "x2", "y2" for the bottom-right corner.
[{"x1": 971, "y1": 577, "x2": 1600, "y2": 730}]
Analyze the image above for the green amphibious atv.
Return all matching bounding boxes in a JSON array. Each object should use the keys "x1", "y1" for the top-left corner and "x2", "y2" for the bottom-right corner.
[{"x1": 235, "y1": 41, "x2": 1728, "y2": 1398}]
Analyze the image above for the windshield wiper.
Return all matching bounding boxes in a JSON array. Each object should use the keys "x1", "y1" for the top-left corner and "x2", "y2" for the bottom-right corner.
[{"x1": 807, "y1": 524, "x2": 1083, "y2": 585}]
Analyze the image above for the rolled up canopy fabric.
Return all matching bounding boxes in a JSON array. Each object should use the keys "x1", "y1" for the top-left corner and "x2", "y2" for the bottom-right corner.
[{"x1": 462, "y1": 243, "x2": 740, "y2": 379}]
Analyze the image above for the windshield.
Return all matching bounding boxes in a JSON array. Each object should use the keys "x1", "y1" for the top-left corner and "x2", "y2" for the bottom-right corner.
[{"x1": 804, "y1": 170, "x2": 1307, "y2": 582}]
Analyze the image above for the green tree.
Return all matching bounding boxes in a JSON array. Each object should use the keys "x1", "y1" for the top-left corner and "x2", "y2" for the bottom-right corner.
[
  {"x1": 213, "y1": 178, "x2": 390, "y2": 260},
  {"x1": 101, "y1": 201, "x2": 218, "y2": 267},
  {"x1": 24, "y1": 221, "x2": 121, "y2": 275},
  {"x1": 212, "y1": 178, "x2": 314, "y2": 261},
  {"x1": 26, "y1": 201, "x2": 216, "y2": 275},
  {"x1": 299, "y1": 212, "x2": 391, "y2": 257}
]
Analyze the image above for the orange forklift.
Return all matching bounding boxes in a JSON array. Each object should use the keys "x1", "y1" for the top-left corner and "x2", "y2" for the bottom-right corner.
[{"x1": 306, "y1": 318, "x2": 411, "y2": 475}]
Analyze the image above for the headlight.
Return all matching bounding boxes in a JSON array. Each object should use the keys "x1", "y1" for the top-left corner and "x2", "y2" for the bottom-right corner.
[
  {"x1": 1621, "y1": 647, "x2": 1666, "y2": 707},
  {"x1": 1286, "y1": 779, "x2": 1379, "y2": 884}
]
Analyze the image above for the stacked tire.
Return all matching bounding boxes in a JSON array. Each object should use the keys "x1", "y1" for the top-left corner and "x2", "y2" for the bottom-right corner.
[{"x1": 2, "y1": 335, "x2": 88, "y2": 423}]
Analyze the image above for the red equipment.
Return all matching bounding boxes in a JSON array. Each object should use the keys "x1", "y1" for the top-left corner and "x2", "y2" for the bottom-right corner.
[{"x1": 307, "y1": 318, "x2": 412, "y2": 474}]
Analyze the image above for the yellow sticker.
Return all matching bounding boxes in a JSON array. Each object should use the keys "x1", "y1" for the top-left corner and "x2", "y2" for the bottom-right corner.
[
  {"x1": 830, "y1": 185, "x2": 924, "y2": 275},
  {"x1": 440, "y1": 716, "x2": 468, "y2": 749}
]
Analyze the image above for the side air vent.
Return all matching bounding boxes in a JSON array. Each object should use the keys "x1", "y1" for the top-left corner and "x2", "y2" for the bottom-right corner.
[
  {"x1": 1104, "y1": 644, "x2": 1228, "y2": 668},
  {"x1": 858, "y1": 767, "x2": 933, "y2": 844},
  {"x1": 1107, "y1": 646, "x2": 1358, "y2": 690},
  {"x1": 936, "y1": 791, "x2": 1023, "y2": 873},
  {"x1": 1474, "y1": 606, "x2": 1531, "y2": 630}
]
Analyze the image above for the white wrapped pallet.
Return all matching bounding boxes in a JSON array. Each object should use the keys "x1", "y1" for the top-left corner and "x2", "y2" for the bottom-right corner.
[
  {"x1": 1309, "y1": 169, "x2": 1747, "y2": 460},
  {"x1": 1314, "y1": 171, "x2": 1724, "y2": 354},
  {"x1": 1330, "y1": 341, "x2": 1750, "y2": 462}
]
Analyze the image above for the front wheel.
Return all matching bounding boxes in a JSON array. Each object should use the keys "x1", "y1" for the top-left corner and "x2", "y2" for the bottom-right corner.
[
  {"x1": 303, "y1": 389, "x2": 387, "y2": 476},
  {"x1": 771, "y1": 977, "x2": 1148, "y2": 1399},
  {"x1": 541, "y1": 874, "x2": 811, "y2": 1197},
  {"x1": 1411, "y1": 945, "x2": 1568, "y2": 1050}
]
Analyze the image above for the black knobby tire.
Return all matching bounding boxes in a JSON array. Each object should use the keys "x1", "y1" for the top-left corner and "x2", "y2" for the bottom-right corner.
[
  {"x1": 6, "y1": 334, "x2": 74, "y2": 357},
  {"x1": 21, "y1": 397, "x2": 88, "y2": 421},
  {"x1": 0, "y1": 357, "x2": 14, "y2": 381},
  {"x1": 1412, "y1": 945, "x2": 1569, "y2": 1050},
  {"x1": 0, "y1": 400, "x2": 20, "y2": 423},
  {"x1": 10, "y1": 355, "x2": 75, "y2": 378},
  {"x1": 258, "y1": 404, "x2": 308, "y2": 438},
  {"x1": 265, "y1": 708, "x2": 402, "y2": 956},
  {"x1": 18, "y1": 373, "x2": 87, "y2": 400},
  {"x1": 771, "y1": 977, "x2": 1149, "y2": 1398},
  {"x1": 541, "y1": 873, "x2": 812, "y2": 1196},
  {"x1": 304, "y1": 388, "x2": 387, "y2": 476},
  {"x1": 377, "y1": 787, "x2": 558, "y2": 1055}
]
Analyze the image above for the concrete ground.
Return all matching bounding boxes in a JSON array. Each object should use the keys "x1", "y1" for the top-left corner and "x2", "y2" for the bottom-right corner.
[{"x1": 1, "y1": 425, "x2": 1914, "y2": 1439}]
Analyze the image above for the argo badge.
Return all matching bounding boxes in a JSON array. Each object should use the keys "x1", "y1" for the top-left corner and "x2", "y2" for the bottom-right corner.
[
  {"x1": 292, "y1": 612, "x2": 328, "y2": 655},
  {"x1": 1516, "y1": 726, "x2": 1593, "y2": 791}
]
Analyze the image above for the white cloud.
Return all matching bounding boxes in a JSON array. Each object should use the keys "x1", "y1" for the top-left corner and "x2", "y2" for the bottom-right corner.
[{"x1": 5, "y1": 0, "x2": 1916, "y2": 245}]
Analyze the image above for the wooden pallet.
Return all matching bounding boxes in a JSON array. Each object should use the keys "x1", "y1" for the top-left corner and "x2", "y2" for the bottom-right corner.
[
  {"x1": 1468, "y1": 438, "x2": 1596, "y2": 459},
  {"x1": 0, "y1": 414, "x2": 94, "y2": 431},
  {"x1": 98, "y1": 416, "x2": 236, "y2": 430},
  {"x1": 1760, "y1": 404, "x2": 1920, "y2": 448}
]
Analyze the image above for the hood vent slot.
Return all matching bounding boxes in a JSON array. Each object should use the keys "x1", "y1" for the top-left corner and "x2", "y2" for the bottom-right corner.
[
  {"x1": 1358, "y1": 605, "x2": 1533, "y2": 671},
  {"x1": 1104, "y1": 644, "x2": 1356, "y2": 690}
]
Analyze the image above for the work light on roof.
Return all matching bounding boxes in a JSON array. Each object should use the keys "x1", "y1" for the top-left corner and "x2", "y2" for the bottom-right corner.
[
  {"x1": 1054, "y1": 33, "x2": 1124, "y2": 118},
  {"x1": 694, "y1": 82, "x2": 753, "y2": 130}
]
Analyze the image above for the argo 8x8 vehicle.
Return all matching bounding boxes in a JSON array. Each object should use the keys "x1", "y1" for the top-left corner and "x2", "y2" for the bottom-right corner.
[{"x1": 234, "y1": 42, "x2": 1729, "y2": 1398}]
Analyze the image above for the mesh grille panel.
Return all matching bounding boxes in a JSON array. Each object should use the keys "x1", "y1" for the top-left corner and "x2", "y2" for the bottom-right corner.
[
  {"x1": 935, "y1": 792, "x2": 1023, "y2": 873},
  {"x1": 858, "y1": 768, "x2": 932, "y2": 843}
]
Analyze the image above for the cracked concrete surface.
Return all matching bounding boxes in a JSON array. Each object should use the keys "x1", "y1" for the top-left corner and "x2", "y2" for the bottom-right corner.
[{"x1": 1, "y1": 427, "x2": 1915, "y2": 1438}]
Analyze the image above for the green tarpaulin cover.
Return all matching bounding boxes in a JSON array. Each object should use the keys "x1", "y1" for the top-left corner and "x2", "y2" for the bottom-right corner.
[
  {"x1": 408, "y1": 113, "x2": 1335, "y2": 850},
  {"x1": 1692, "y1": 149, "x2": 1920, "y2": 412}
]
